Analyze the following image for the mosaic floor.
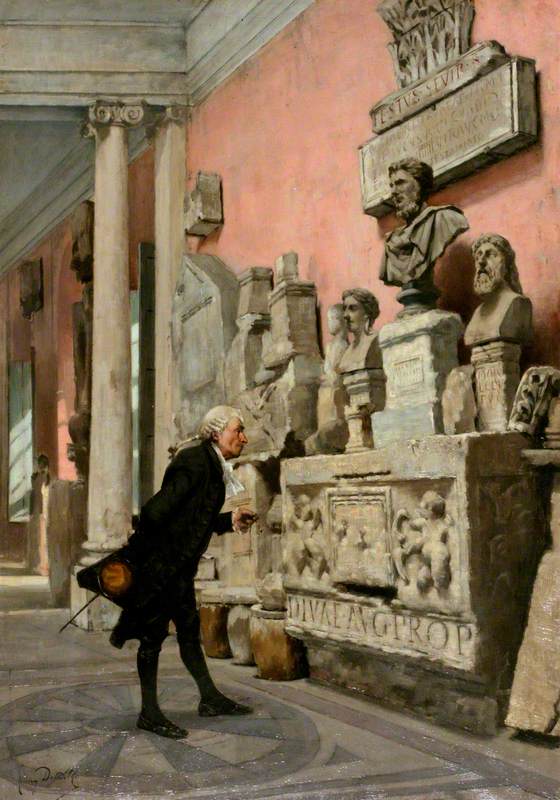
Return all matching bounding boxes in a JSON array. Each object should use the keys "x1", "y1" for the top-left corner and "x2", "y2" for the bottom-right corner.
[{"x1": 0, "y1": 607, "x2": 558, "y2": 800}]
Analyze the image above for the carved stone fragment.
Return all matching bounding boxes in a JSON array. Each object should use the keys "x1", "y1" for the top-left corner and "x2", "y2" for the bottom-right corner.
[
  {"x1": 184, "y1": 172, "x2": 223, "y2": 237},
  {"x1": 360, "y1": 59, "x2": 538, "y2": 218},
  {"x1": 442, "y1": 365, "x2": 476, "y2": 434},
  {"x1": 507, "y1": 469, "x2": 560, "y2": 736},
  {"x1": 391, "y1": 491, "x2": 452, "y2": 593},
  {"x1": 508, "y1": 367, "x2": 560, "y2": 440},
  {"x1": 378, "y1": 0, "x2": 475, "y2": 89},
  {"x1": 284, "y1": 493, "x2": 329, "y2": 588}
]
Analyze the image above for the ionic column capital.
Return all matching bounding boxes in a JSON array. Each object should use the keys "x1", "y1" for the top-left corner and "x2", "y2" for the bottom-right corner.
[
  {"x1": 83, "y1": 100, "x2": 146, "y2": 137},
  {"x1": 145, "y1": 104, "x2": 190, "y2": 142}
]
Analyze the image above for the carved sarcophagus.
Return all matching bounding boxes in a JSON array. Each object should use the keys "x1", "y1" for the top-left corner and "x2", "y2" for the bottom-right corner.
[{"x1": 281, "y1": 433, "x2": 545, "y2": 733}]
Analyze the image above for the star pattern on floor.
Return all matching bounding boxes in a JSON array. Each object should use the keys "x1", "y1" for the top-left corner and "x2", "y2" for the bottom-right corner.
[{"x1": 0, "y1": 677, "x2": 320, "y2": 795}]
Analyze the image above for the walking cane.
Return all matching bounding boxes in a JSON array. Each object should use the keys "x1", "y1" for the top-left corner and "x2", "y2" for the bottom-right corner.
[{"x1": 58, "y1": 593, "x2": 100, "y2": 633}]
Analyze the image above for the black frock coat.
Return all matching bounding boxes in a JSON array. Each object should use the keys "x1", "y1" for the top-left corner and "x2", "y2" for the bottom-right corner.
[{"x1": 115, "y1": 440, "x2": 233, "y2": 641}]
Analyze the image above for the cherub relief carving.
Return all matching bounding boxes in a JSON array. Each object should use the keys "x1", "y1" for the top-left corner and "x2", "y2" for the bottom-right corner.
[
  {"x1": 391, "y1": 491, "x2": 452, "y2": 592},
  {"x1": 286, "y1": 494, "x2": 329, "y2": 582}
]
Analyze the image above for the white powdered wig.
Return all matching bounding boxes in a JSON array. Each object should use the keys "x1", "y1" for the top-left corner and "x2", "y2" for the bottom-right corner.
[{"x1": 198, "y1": 405, "x2": 245, "y2": 442}]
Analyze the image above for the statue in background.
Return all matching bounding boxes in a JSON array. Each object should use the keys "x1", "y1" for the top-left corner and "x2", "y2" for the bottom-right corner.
[
  {"x1": 305, "y1": 303, "x2": 349, "y2": 454},
  {"x1": 338, "y1": 288, "x2": 385, "y2": 452},
  {"x1": 380, "y1": 158, "x2": 469, "y2": 315}
]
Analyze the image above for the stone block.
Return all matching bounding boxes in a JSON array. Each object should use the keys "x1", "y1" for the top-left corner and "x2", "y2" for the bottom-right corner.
[
  {"x1": 171, "y1": 254, "x2": 239, "y2": 440},
  {"x1": 48, "y1": 480, "x2": 86, "y2": 606},
  {"x1": 506, "y1": 470, "x2": 560, "y2": 737},
  {"x1": 506, "y1": 550, "x2": 560, "y2": 737},
  {"x1": 442, "y1": 365, "x2": 476, "y2": 435},
  {"x1": 471, "y1": 341, "x2": 521, "y2": 432},
  {"x1": 281, "y1": 433, "x2": 545, "y2": 730},
  {"x1": 250, "y1": 606, "x2": 307, "y2": 680},
  {"x1": 370, "y1": 41, "x2": 508, "y2": 133},
  {"x1": 184, "y1": 172, "x2": 223, "y2": 236},
  {"x1": 372, "y1": 309, "x2": 463, "y2": 447},
  {"x1": 306, "y1": 642, "x2": 499, "y2": 735},
  {"x1": 360, "y1": 58, "x2": 537, "y2": 217},
  {"x1": 227, "y1": 605, "x2": 254, "y2": 665},
  {"x1": 237, "y1": 267, "x2": 273, "y2": 317},
  {"x1": 199, "y1": 603, "x2": 232, "y2": 659}
]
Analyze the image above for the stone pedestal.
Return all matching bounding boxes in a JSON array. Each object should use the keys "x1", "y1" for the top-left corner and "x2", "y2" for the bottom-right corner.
[
  {"x1": 343, "y1": 368, "x2": 385, "y2": 452},
  {"x1": 282, "y1": 433, "x2": 544, "y2": 733},
  {"x1": 225, "y1": 268, "x2": 272, "y2": 398},
  {"x1": 200, "y1": 603, "x2": 232, "y2": 659},
  {"x1": 372, "y1": 310, "x2": 463, "y2": 448},
  {"x1": 48, "y1": 480, "x2": 86, "y2": 607},
  {"x1": 471, "y1": 341, "x2": 521, "y2": 432},
  {"x1": 250, "y1": 605, "x2": 307, "y2": 681},
  {"x1": 264, "y1": 254, "x2": 320, "y2": 370},
  {"x1": 227, "y1": 605, "x2": 254, "y2": 665}
]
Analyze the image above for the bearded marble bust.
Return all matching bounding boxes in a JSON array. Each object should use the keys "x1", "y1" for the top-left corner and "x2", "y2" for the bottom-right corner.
[
  {"x1": 379, "y1": 158, "x2": 469, "y2": 314},
  {"x1": 464, "y1": 234, "x2": 532, "y2": 347}
]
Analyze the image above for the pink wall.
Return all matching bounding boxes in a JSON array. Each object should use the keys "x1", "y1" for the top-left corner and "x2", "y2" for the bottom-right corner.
[{"x1": 186, "y1": 0, "x2": 560, "y2": 367}]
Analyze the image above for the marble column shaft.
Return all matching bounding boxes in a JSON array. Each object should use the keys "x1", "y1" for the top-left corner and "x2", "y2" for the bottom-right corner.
[
  {"x1": 153, "y1": 107, "x2": 188, "y2": 489},
  {"x1": 84, "y1": 102, "x2": 141, "y2": 561}
]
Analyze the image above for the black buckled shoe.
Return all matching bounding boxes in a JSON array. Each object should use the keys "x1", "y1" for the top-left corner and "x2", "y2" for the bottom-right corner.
[
  {"x1": 198, "y1": 696, "x2": 253, "y2": 717},
  {"x1": 137, "y1": 713, "x2": 188, "y2": 739}
]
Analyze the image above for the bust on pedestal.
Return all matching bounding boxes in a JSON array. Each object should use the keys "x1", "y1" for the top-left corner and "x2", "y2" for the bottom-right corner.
[
  {"x1": 380, "y1": 158, "x2": 469, "y2": 317},
  {"x1": 465, "y1": 234, "x2": 532, "y2": 432},
  {"x1": 338, "y1": 288, "x2": 385, "y2": 452},
  {"x1": 372, "y1": 159, "x2": 467, "y2": 447}
]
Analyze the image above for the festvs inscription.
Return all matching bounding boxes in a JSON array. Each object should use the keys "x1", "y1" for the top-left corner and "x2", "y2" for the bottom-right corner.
[{"x1": 286, "y1": 593, "x2": 476, "y2": 670}]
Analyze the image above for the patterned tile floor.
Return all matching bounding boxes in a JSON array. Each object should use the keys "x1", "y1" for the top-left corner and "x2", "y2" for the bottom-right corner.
[{"x1": 0, "y1": 608, "x2": 558, "y2": 800}]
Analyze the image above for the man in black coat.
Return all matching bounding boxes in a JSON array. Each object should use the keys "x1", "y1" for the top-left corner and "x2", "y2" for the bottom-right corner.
[{"x1": 110, "y1": 405, "x2": 257, "y2": 739}]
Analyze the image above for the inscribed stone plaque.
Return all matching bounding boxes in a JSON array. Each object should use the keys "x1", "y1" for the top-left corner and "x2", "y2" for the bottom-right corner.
[
  {"x1": 360, "y1": 57, "x2": 537, "y2": 217},
  {"x1": 328, "y1": 487, "x2": 393, "y2": 588},
  {"x1": 286, "y1": 593, "x2": 476, "y2": 670}
]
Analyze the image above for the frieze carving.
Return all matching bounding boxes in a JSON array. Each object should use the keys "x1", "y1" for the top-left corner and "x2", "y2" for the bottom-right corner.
[
  {"x1": 391, "y1": 491, "x2": 452, "y2": 593},
  {"x1": 285, "y1": 494, "x2": 329, "y2": 584},
  {"x1": 508, "y1": 366, "x2": 560, "y2": 440},
  {"x1": 378, "y1": 0, "x2": 475, "y2": 89},
  {"x1": 329, "y1": 488, "x2": 393, "y2": 588}
]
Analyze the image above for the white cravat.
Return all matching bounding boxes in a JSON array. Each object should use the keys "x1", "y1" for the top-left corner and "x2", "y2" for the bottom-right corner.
[{"x1": 211, "y1": 444, "x2": 246, "y2": 499}]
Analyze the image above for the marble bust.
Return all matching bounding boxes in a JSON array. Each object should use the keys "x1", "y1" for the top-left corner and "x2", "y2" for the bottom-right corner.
[
  {"x1": 338, "y1": 288, "x2": 381, "y2": 373},
  {"x1": 379, "y1": 158, "x2": 469, "y2": 313},
  {"x1": 323, "y1": 303, "x2": 349, "y2": 382},
  {"x1": 464, "y1": 234, "x2": 532, "y2": 347}
]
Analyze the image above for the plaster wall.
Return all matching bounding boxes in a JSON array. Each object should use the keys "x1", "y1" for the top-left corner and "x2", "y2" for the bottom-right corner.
[{"x1": 186, "y1": 0, "x2": 560, "y2": 367}]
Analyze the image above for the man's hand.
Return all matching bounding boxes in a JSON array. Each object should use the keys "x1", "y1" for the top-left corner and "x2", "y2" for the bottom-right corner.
[{"x1": 232, "y1": 507, "x2": 258, "y2": 533}]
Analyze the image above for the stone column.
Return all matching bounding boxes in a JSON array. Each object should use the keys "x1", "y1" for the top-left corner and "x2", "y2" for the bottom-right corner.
[
  {"x1": 153, "y1": 107, "x2": 188, "y2": 488},
  {"x1": 82, "y1": 102, "x2": 144, "y2": 564},
  {"x1": 471, "y1": 341, "x2": 521, "y2": 432}
]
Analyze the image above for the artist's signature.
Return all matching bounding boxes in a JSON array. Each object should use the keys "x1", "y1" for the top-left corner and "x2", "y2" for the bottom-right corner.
[{"x1": 17, "y1": 765, "x2": 79, "y2": 797}]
